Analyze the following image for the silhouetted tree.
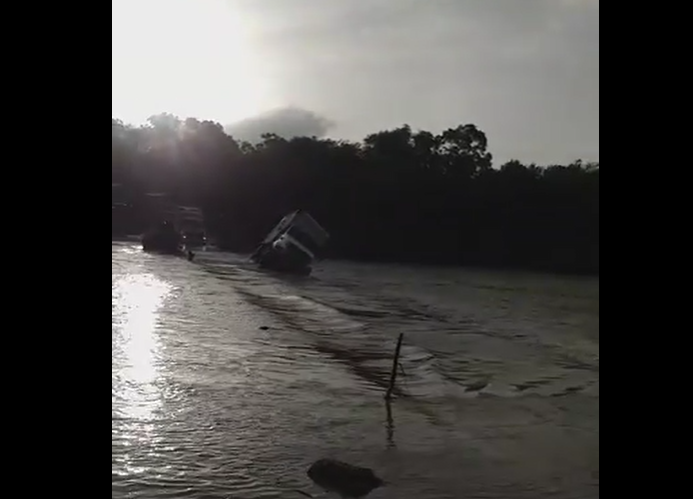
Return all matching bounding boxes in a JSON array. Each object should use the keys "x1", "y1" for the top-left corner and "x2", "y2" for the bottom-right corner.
[{"x1": 112, "y1": 114, "x2": 599, "y2": 275}]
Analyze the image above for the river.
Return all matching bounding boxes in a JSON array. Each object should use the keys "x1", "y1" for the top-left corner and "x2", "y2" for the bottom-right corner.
[{"x1": 112, "y1": 242, "x2": 599, "y2": 498}]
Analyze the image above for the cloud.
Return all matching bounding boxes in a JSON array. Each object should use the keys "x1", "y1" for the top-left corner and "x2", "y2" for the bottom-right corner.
[
  {"x1": 224, "y1": 107, "x2": 334, "y2": 143},
  {"x1": 227, "y1": 0, "x2": 598, "y2": 164}
]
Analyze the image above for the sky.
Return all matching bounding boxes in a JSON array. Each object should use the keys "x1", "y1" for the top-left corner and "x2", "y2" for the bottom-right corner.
[{"x1": 112, "y1": 0, "x2": 599, "y2": 165}]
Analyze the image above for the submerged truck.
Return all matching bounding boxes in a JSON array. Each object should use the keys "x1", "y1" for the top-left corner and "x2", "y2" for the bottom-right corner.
[{"x1": 250, "y1": 210, "x2": 329, "y2": 275}]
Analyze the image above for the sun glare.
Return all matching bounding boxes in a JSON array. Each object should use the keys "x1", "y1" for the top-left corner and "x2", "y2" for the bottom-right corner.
[{"x1": 112, "y1": 0, "x2": 272, "y2": 125}]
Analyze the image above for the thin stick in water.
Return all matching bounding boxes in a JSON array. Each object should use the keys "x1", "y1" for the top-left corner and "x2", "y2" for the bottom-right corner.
[{"x1": 385, "y1": 333, "x2": 404, "y2": 400}]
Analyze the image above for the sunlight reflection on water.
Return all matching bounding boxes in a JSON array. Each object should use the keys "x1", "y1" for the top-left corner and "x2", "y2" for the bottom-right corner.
[{"x1": 112, "y1": 273, "x2": 172, "y2": 422}]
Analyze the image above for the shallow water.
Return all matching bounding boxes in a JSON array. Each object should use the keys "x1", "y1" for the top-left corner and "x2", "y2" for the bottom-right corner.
[{"x1": 112, "y1": 243, "x2": 599, "y2": 498}]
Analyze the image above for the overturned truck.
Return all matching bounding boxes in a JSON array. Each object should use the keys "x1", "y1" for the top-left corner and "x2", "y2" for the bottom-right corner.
[{"x1": 250, "y1": 210, "x2": 329, "y2": 276}]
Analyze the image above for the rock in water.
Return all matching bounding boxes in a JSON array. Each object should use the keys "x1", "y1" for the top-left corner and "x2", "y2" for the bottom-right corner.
[{"x1": 307, "y1": 458, "x2": 384, "y2": 498}]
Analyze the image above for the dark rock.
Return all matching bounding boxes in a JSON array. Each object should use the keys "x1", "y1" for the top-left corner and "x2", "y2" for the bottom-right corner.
[{"x1": 307, "y1": 458, "x2": 384, "y2": 498}]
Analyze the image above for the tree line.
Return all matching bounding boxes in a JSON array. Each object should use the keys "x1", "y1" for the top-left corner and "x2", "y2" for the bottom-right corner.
[{"x1": 112, "y1": 113, "x2": 599, "y2": 275}]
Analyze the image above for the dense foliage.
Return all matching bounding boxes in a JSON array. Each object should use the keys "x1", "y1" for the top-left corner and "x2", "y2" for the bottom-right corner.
[{"x1": 112, "y1": 114, "x2": 599, "y2": 275}]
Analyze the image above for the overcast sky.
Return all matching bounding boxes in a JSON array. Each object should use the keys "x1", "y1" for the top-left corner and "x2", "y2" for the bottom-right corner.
[{"x1": 113, "y1": 0, "x2": 599, "y2": 166}]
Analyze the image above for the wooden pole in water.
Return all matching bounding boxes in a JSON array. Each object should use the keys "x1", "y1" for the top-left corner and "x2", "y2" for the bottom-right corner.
[{"x1": 385, "y1": 333, "x2": 404, "y2": 400}]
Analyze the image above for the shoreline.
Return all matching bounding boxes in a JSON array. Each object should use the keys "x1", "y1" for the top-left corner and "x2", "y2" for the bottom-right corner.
[{"x1": 111, "y1": 237, "x2": 598, "y2": 279}]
